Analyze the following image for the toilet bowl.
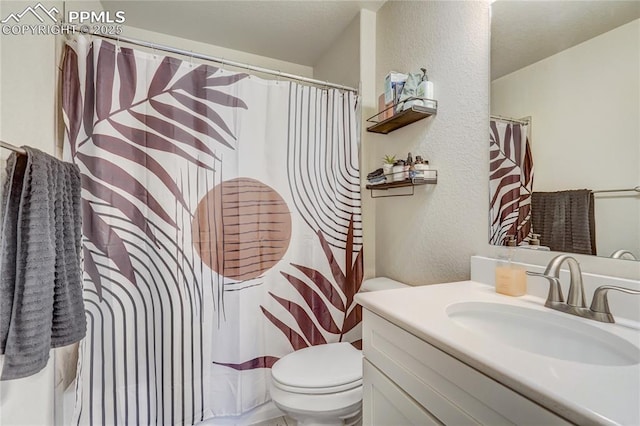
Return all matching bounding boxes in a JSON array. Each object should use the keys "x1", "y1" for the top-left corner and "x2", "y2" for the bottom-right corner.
[
  {"x1": 270, "y1": 342, "x2": 363, "y2": 425},
  {"x1": 269, "y1": 278, "x2": 407, "y2": 425}
]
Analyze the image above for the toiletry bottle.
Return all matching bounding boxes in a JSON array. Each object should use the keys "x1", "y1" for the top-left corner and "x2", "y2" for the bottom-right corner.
[
  {"x1": 522, "y1": 233, "x2": 551, "y2": 251},
  {"x1": 423, "y1": 159, "x2": 431, "y2": 179},
  {"x1": 530, "y1": 234, "x2": 540, "y2": 245},
  {"x1": 417, "y1": 67, "x2": 435, "y2": 108},
  {"x1": 406, "y1": 153, "x2": 414, "y2": 179},
  {"x1": 495, "y1": 236, "x2": 527, "y2": 296},
  {"x1": 414, "y1": 159, "x2": 431, "y2": 180},
  {"x1": 414, "y1": 156, "x2": 424, "y2": 179}
]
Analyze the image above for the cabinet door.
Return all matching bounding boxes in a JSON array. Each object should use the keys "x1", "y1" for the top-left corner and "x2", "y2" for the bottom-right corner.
[
  {"x1": 363, "y1": 310, "x2": 571, "y2": 426},
  {"x1": 363, "y1": 360, "x2": 442, "y2": 426}
]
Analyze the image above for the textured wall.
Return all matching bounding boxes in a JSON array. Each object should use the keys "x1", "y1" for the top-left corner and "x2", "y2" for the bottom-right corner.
[{"x1": 373, "y1": 1, "x2": 490, "y2": 285}]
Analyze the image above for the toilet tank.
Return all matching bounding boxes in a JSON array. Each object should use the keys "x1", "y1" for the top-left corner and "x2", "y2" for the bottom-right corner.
[{"x1": 359, "y1": 277, "x2": 408, "y2": 293}]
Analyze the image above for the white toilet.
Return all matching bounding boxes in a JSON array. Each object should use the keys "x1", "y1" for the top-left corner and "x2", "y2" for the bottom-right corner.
[{"x1": 269, "y1": 278, "x2": 407, "y2": 425}]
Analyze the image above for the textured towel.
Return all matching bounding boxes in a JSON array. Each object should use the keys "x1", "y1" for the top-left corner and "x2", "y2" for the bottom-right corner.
[
  {"x1": 0, "y1": 147, "x2": 85, "y2": 380},
  {"x1": 367, "y1": 175, "x2": 387, "y2": 185},
  {"x1": 531, "y1": 189, "x2": 596, "y2": 255},
  {"x1": 367, "y1": 168, "x2": 384, "y2": 179}
]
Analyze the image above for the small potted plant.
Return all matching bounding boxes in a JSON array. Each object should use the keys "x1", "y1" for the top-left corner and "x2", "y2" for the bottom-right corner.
[{"x1": 382, "y1": 154, "x2": 396, "y2": 177}]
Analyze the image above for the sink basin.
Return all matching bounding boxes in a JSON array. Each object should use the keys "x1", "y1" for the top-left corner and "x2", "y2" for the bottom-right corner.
[{"x1": 447, "y1": 302, "x2": 640, "y2": 366}]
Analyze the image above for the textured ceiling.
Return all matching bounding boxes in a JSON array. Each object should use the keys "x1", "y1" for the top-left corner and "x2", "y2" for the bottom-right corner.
[
  {"x1": 491, "y1": 1, "x2": 640, "y2": 80},
  {"x1": 100, "y1": 0, "x2": 385, "y2": 66}
]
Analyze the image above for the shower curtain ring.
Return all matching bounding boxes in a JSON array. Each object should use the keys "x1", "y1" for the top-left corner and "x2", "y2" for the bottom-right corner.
[
  {"x1": 152, "y1": 44, "x2": 157, "y2": 59},
  {"x1": 116, "y1": 37, "x2": 121, "y2": 52},
  {"x1": 189, "y1": 50, "x2": 194, "y2": 67}
]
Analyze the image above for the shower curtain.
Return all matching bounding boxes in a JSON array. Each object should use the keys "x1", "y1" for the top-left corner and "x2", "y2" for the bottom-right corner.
[
  {"x1": 62, "y1": 36, "x2": 362, "y2": 425},
  {"x1": 489, "y1": 119, "x2": 534, "y2": 245}
]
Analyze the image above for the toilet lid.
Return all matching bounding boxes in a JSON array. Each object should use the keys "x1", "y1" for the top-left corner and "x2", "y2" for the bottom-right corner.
[{"x1": 271, "y1": 343, "x2": 362, "y2": 390}]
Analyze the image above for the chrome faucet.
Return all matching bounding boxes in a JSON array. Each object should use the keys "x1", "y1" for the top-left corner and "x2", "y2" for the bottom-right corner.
[
  {"x1": 526, "y1": 254, "x2": 640, "y2": 323},
  {"x1": 526, "y1": 254, "x2": 586, "y2": 310}
]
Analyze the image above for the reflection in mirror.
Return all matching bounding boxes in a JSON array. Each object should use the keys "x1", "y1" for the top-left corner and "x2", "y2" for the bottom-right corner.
[{"x1": 489, "y1": 1, "x2": 640, "y2": 260}]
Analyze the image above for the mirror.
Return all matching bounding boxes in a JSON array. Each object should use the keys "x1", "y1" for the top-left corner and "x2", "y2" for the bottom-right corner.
[{"x1": 489, "y1": 1, "x2": 640, "y2": 261}]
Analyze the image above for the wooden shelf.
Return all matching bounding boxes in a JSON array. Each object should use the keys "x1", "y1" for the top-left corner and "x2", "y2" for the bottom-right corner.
[
  {"x1": 366, "y1": 173, "x2": 437, "y2": 198},
  {"x1": 366, "y1": 99, "x2": 437, "y2": 134}
]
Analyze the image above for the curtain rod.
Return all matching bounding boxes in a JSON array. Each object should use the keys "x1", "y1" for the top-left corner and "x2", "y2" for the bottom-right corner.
[
  {"x1": 72, "y1": 31, "x2": 358, "y2": 94},
  {"x1": 490, "y1": 114, "x2": 531, "y2": 126},
  {"x1": 1, "y1": 140, "x2": 26, "y2": 155},
  {"x1": 592, "y1": 186, "x2": 640, "y2": 194}
]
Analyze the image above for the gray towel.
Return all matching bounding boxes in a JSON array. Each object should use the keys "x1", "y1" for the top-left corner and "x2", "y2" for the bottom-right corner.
[
  {"x1": 0, "y1": 147, "x2": 86, "y2": 380},
  {"x1": 531, "y1": 189, "x2": 596, "y2": 255}
]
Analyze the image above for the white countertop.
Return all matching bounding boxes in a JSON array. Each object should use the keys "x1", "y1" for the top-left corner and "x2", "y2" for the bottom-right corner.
[{"x1": 355, "y1": 281, "x2": 640, "y2": 425}]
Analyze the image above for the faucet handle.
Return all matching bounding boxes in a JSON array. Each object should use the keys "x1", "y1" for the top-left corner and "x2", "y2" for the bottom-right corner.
[
  {"x1": 610, "y1": 249, "x2": 638, "y2": 260},
  {"x1": 589, "y1": 285, "x2": 640, "y2": 323},
  {"x1": 526, "y1": 271, "x2": 565, "y2": 306}
]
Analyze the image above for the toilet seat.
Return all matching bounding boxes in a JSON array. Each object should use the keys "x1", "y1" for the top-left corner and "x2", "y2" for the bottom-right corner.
[
  {"x1": 272, "y1": 377, "x2": 363, "y2": 395},
  {"x1": 271, "y1": 343, "x2": 363, "y2": 395}
]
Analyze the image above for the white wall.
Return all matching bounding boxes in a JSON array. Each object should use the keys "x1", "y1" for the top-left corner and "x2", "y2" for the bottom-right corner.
[
  {"x1": 120, "y1": 26, "x2": 313, "y2": 79},
  {"x1": 491, "y1": 19, "x2": 640, "y2": 260},
  {"x1": 313, "y1": 14, "x2": 360, "y2": 89},
  {"x1": 373, "y1": 1, "x2": 491, "y2": 285},
  {"x1": 0, "y1": 1, "x2": 61, "y2": 153}
]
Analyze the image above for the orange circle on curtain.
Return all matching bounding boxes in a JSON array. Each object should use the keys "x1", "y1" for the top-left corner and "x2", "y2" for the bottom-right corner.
[{"x1": 192, "y1": 177, "x2": 292, "y2": 281}]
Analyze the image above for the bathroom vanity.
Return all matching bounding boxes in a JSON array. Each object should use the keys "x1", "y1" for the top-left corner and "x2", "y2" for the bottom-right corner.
[{"x1": 355, "y1": 276, "x2": 640, "y2": 425}]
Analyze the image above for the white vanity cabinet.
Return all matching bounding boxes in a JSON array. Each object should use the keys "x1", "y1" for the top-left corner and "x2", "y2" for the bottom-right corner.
[{"x1": 361, "y1": 309, "x2": 571, "y2": 425}]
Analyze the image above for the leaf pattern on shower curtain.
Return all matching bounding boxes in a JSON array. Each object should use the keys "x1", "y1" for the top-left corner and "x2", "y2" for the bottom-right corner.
[
  {"x1": 216, "y1": 216, "x2": 363, "y2": 371},
  {"x1": 489, "y1": 120, "x2": 534, "y2": 245},
  {"x1": 62, "y1": 38, "x2": 248, "y2": 425},
  {"x1": 62, "y1": 41, "x2": 247, "y2": 299},
  {"x1": 267, "y1": 216, "x2": 364, "y2": 349}
]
